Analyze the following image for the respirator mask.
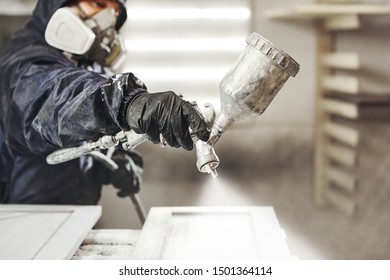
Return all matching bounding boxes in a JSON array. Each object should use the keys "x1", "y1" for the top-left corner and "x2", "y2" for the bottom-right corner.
[{"x1": 45, "y1": 6, "x2": 126, "y2": 70}]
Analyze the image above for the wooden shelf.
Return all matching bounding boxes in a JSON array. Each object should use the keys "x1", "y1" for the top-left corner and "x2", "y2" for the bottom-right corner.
[
  {"x1": 325, "y1": 92, "x2": 390, "y2": 105},
  {"x1": 323, "y1": 121, "x2": 359, "y2": 147},
  {"x1": 326, "y1": 141, "x2": 357, "y2": 168},
  {"x1": 264, "y1": 4, "x2": 390, "y2": 31},
  {"x1": 263, "y1": 4, "x2": 390, "y2": 20},
  {"x1": 326, "y1": 165, "x2": 357, "y2": 193},
  {"x1": 322, "y1": 75, "x2": 359, "y2": 94},
  {"x1": 327, "y1": 188, "x2": 356, "y2": 216},
  {"x1": 322, "y1": 52, "x2": 360, "y2": 70},
  {"x1": 323, "y1": 93, "x2": 390, "y2": 121}
]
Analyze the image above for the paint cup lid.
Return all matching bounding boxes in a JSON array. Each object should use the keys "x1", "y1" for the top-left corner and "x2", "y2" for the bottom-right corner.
[{"x1": 246, "y1": 32, "x2": 300, "y2": 77}]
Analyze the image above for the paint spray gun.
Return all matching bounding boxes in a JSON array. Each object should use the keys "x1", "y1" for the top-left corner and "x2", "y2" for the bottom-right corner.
[{"x1": 46, "y1": 32, "x2": 300, "y2": 177}]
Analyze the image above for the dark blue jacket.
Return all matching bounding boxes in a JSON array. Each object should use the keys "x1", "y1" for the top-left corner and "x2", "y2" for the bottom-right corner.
[{"x1": 0, "y1": 0, "x2": 146, "y2": 204}]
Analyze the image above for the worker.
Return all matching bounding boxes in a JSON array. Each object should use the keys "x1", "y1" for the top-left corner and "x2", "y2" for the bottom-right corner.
[{"x1": 0, "y1": 0, "x2": 210, "y2": 204}]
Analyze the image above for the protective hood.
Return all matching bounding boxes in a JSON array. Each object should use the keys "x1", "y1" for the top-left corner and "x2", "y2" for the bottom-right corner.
[
  {"x1": 0, "y1": 0, "x2": 145, "y2": 205},
  {"x1": 32, "y1": 0, "x2": 66, "y2": 30}
]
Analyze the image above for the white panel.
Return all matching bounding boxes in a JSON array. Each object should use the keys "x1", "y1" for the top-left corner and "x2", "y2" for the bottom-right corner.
[
  {"x1": 131, "y1": 207, "x2": 292, "y2": 260},
  {"x1": 0, "y1": 205, "x2": 101, "y2": 260},
  {"x1": 0, "y1": 212, "x2": 69, "y2": 259}
]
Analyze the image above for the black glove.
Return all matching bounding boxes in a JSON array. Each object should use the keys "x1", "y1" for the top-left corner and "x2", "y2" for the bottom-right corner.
[
  {"x1": 107, "y1": 149, "x2": 144, "y2": 197},
  {"x1": 126, "y1": 91, "x2": 210, "y2": 150}
]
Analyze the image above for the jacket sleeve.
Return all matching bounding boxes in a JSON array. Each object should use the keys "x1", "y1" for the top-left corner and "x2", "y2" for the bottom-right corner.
[{"x1": 0, "y1": 44, "x2": 147, "y2": 156}]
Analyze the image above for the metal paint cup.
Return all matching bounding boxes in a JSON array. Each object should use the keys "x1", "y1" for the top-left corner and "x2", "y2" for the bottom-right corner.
[{"x1": 208, "y1": 33, "x2": 300, "y2": 146}]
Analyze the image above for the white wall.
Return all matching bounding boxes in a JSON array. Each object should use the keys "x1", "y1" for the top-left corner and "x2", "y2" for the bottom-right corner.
[{"x1": 119, "y1": 0, "x2": 251, "y2": 111}]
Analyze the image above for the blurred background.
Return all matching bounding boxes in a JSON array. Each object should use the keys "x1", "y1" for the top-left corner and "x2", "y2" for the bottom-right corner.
[{"x1": 1, "y1": 0, "x2": 389, "y2": 259}]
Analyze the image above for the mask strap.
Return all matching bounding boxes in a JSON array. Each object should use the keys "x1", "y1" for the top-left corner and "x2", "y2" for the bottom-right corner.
[{"x1": 75, "y1": 4, "x2": 88, "y2": 20}]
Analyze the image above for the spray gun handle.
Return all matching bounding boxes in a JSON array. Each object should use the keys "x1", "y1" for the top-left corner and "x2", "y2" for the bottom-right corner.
[
  {"x1": 46, "y1": 134, "x2": 119, "y2": 165},
  {"x1": 190, "y1": 101, "x2": 216, "y2": 129},
  {"x1": 46, "y1": 143, "x2": 98, "y2": 165},
  {"x1": 46, "y1": 130, "x2": 155, "y2": 165},
  {"x1": 46, "y1": 130, "x2": 147, "y2": 165}
]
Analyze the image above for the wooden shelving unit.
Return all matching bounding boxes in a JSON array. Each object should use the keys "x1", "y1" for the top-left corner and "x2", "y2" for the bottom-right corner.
[
  {"x1": 265, "y1": 1, "x2": 390, "y2": 216},
  {"x1": 265, "y1": 3, "x2": 390, "y2": 31},
  {"x1": 264, "y1": 4, "x2": 390, "y2": 19}
]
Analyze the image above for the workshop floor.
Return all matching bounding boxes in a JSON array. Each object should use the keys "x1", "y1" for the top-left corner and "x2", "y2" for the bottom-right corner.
[{"x1": 97, "y1": 125, "x2": 390, "y2": 260}]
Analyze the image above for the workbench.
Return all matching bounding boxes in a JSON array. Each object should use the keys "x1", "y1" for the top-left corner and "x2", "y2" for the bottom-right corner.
[
  {"x1": 0, "y1": 205, "x2": 292, "y2": 260},
  {"x1": 72, "y1": 229, "x2": 140, "y2": 260}
]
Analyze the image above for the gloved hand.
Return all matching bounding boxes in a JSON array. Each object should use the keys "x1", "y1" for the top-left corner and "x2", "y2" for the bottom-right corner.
[
  {"x1": 107, "y1": 149, "x2": 143, "y2": 197},
  {"x1": 126, "y1": 91, "x2": 210, "y2": 151}
]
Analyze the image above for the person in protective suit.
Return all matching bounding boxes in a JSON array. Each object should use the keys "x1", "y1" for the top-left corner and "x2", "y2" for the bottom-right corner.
[{"x1": 0, "y1": 0, "x2": 210, "y2": 204}]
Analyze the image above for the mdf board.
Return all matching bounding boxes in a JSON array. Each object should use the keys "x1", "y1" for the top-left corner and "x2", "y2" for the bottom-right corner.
[
  {"x1": 0, "y1": 205, "x2": 101, "y2": 260},
  {"x1": 131, "y1": 207, "x2": 291, "y2": 260}
]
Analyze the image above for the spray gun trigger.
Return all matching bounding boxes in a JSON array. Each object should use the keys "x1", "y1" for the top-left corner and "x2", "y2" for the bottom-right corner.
[
  {"x1": 190, "y1": 101, "x2": 216, "y2": 130},
  {"x1": 203, "y1": 103, "x2": 216, "y2": 128}
]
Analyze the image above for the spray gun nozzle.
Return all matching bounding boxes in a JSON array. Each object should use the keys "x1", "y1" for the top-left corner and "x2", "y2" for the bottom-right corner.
[
  {"x1": 190, "y1": 101, "x2": 220, "y2": 177},
  {"x1": 207, "y1": 166, "x2": 219, "y2": 178},
  {"x1": 201, "y1": 160, "x2": 219, "y2": 178},
  {"x1": 195, "y1": 139, "x2": 220, "y2": 178}
]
